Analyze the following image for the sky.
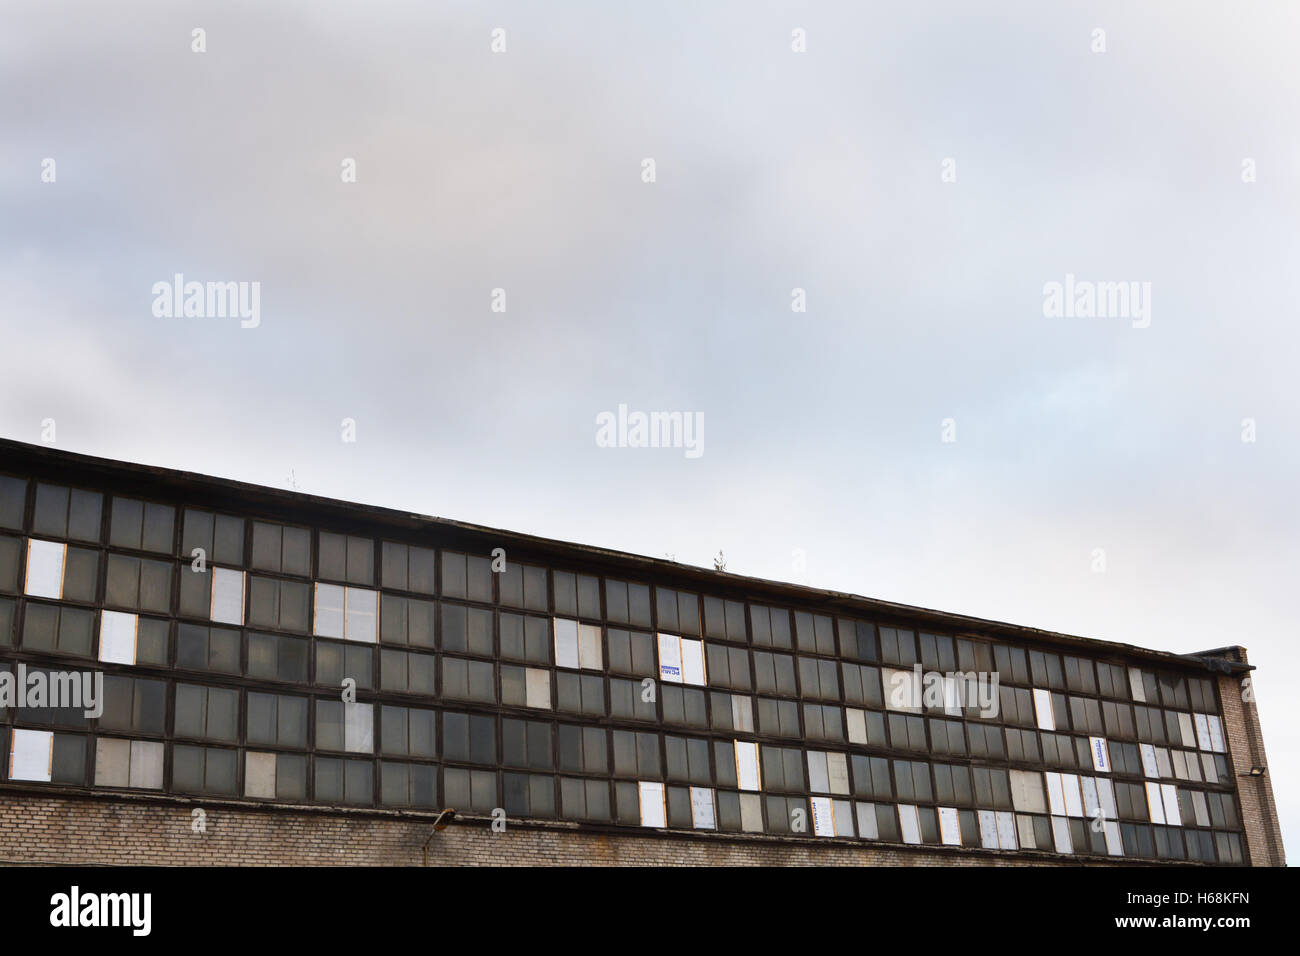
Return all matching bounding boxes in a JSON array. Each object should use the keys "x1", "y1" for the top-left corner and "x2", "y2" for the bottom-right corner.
[{"x1": 1, "y1": 0, "x2": 1296, "y2": 861}]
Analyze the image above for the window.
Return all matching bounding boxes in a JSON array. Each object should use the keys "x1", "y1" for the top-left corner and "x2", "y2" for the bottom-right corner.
[
  {"x1": 442, "y1": 712, "x2": 497, "y2": 765},
  {"x1": 181, "y1": 567, "x2": 244, "y2": 624},
  {"x1": 172, "y1": 744, "x2": 238, "y2": 796},
  {"x1": 798, "y1": 656, "x2": 840, "y2": 699},
  {"x1": 380, "y1": 705, "x2": 437, "y2": 758},
  {"x1": 379, "y1": 761, "x2": 438, "y2": 807},
  {"x1": 838, "y1": 618, "x2": 877, "y2": 661},
  {"x1": 313, "y1": 583, "x2": 377, "y2": 643},
  {"x1": 109, "y1": 498, "x2": 175, "y2": 553},
  {"x1": 710, "y1": 692, "x2": 754, "y2": 734},
  {"x1": 246, "y1": 576, "x2": 311, "y2": 632},
  {"x1": 658, "y1": 632, "x2": 705, "y2": 685},
  {"x1": 440, "y1": 603, "x2": 493, "y2": 656},
  {"x1": 704, "y1": 642, "x2": 749, "y2": 690},
  {"x1": 99, "y1": 676, "x2": 166, "y2": 735},
  {"x1": 94, "y1": 738, "x2": 164, "y2": 790},
  {"x1": 246, "y1": 692, "x2": 309, "y2": 748},
  {"x1": 654, "y1": 588, "x2": 699, "y2": 635},
  {"x1": 501, "y1": 665, "x2": 551, "y2": 710},
  {"x1": 247, "y1": 752, "x2": 309, "y2": 801},
  {"x1": 664, "y1": 735, "x2": 711, "y2": 784},
  {"x1": 609, "y1": 627, "x2": 656, "y2": 675},
  {"x1": 557, "y1": 724, "x2": 607, "y2": 774},
  {"x1": 553, "y1": 571, "x2": 601, "y2": 619},
  {"x1": 753, "y1": 651, "x2": 796, "y2": 696},
  {"x1": 174, "y1": 683, "x2": 239, "y2": 742},
  {"x1": 33, "y1": 484, "x2": 102, "y2": 542},
  {"x1": 851, "y1": 754, "x2": 893, "y2": 800},
  {"x1": 735, "y1": 740, "x2": 761, "y2": 791},
  {"x1": 894, "y1": 760, "x2": 934, "y2": 803},
  {"x1": 879, "y1": 626, "x2": 918, "y2": 666},
  {"x1": 250, "y1": 521, "x2": 312, "y2": 576},
  {"x1": 803, "y1": 703, "x2": 843, "y2": 741},
  {"x1": 500, "y1": 613, "x2": 550, "y2": 664},
  {"x1": 612, "y1": 730, "x2": 660, "y2": 777},
  {"x1": 443, "y1": 767, "x2": 496, "y2": 812},
  {"x1": 756, "y1": 697, "x2": 800, "y2": 737},
  {"x1": 0, "y1": 596, "x2": 15, "y2": 646},
  {"x1": 497, "y1": 561, "x2": 548, "y2": 611},
  {"x1": 561, "y1": 777, "x2": 612, "y2": 821},
  {"x1": 846, "y1": 708, "x2": 886, "y2": 746},
  {"x1": 703, "y1": 597, "x2": 747, "y2": 642},
  {"x1": 441, "y1": 551, "x2": 492, "y2": 603},
  {"x1": 315, "y1": 700, "x2": 374, "y2": 753},
  {"x1": 317, "y1": 531, "x2": 373, "y2": 585},
  {"x1": 175, "y1": 622, "x2": 241, "y2": 674},
  {"x1": 807, "y1": 751, "x2": 851, "y2": 795},
  {"x1": 759, "y1": 745, "x2": 804, "y2": 792},
  {"x1": 609, "y1": 678, "x2": 657, "y2": 721},
  {"x1": 314, "y1": 757, "x2": 373, "y2": 805},
  {"x1": 379, "y1": 542, "x2": 436, "y2": 594},
  {"x1": 502, "y1": 718, "x2": 554, "y2": 770},
  {"x1": 180, "y1": 509, "x2": 245, "y2": 566},
  {"x1": 749, "y1": 604, "x2": 792, "y2": 649},
  {"x1": 556, "y1": 672, "x2": 604, "y2": 716},
  {"x1": 842, "y1": 663, "x2": 883, "y2": 707},
  {"x1": 22, "y1": 603, "x2": 94, "y2": 657},
  {"x1": 554, "y1": 618, "x2": 601, "y2": 670},
  {"x1": 661, "y1": 685, "x2": 707, "y2": 728},
  {"x1": 379, "y1": 595, "x2": 436, "y2": 647},
  {"x1": 604, "y1": 578, "x2": 652, "y2": 628},
  {"x1": 106, "y1": 554, "x2": 172, "y2": 613},
  {"x1": 0, "y1": 476, "x2": 26, "y2": 529},
  {"x1": 794, "y1": 611, "x2": 836, "y2": 655},
  {"x1": 440, "y1": 656, "x2": 494, "y2": 702},
  {"x1": 248, "y1": 631, "x2": 310, "y2": 683}
]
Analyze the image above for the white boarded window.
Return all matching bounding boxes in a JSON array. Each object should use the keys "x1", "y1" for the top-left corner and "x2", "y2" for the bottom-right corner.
[
  {"x1": 808, "y1": 751, "x2": 830, "y2": 793},
  {"x1": 210, "y1": 568, "x2": 245, "y2": 625},
  {"x1": 315, "y1": 583, "x2": 345, "y2": 639},
  {"x1": 827, "y1": 752, "x2": 850, "y2": 795},
  {"x1": 995, "y1": 811, "x2": 1018, "y2": 849},
  {"x1": 810, "y1": 796, "x2": 836, "y2": 836},
  {"x1": 343, "y1": 701, "x2": 374, "y2": 753},
  {"x1": 1207, "y1": 715, "x2": 1225, "y2": 753},
  {"x1": 739, "y1": 793, "x2": 763, "y2": 832},
  {"x1": 730, "y1": 695, "x2": 754, "y2": 733},
  {"x1": 1051, "y1": 816, "x2": 1073, "y2": 854},
  {"x1": 9, "y1": 728, "x2": 53, "y2": 781},
  {"x1": 855, "y1": 802, "x2": 879, "y2": 840},
  {"x1": 525, "y1": 668, "x2": 551, "y2": 709},
  {"x1": 1139, "y1": 743, "x2": 1159, "y2": 778},
  {"x1": 638, "y1": 781, "x2": 666, "y2": 827},
  {"x1": 315, "y1": 584, "x2": 377, "y2": 642},
  {"x1": 1145, "y1": 782, "x2": 1166, "y2": 824},
  {"x1": 1128, "y1": 667, "x2": 1146, "y2": 702},
  {"x1": 978, "y1": 809, "x2": 999, "y2": 848},
  {"x1": 1089, "y1": 735, "x2": 1111, "y2": 773},
  {"x1": 833, "y1": 799, "x2": 855, "y2": 838},
  {"x1": 25, "y1": 539, "x2": 65, "y2": 599},
  {"x1": 1193, "y1": 713, "x2": 1211, "y2": 751},
  {"x1": 657, "y1": 633, "x2": 704, "y2": 686},
  {"x1": 897, "y1": 804, "x2": 921, "y2": 844},
  {"x1": 1161, "y1": 783, "x2": 1181, "y2": 826},
  {"x1": 95, "y1": 738, "x2": 163, "y2": 790},
  {"x1": 245, "y1": 751, "x2": 277, "y2": 799},
  {"x1": 98, "y1": 610, "x2": 138, "y2": 665},
  {"x1": 938, "y1": 806, "x2": 961, "y2": 845},
  {"x1": 578, "y1": 623, "x2": 602, "y2": 670},
  {"x1": 1032, "y1": 688, "x2": 1055, "y2": 731},
  {"x1": 1104, "y1": 821, "x2": 1123, "y2": 856},
  {"x1": 690, "y1": 786, "x2": 716, "y2": 830},
  {"x1": 554, "y1": 618, "x2": 579, "y2": 669},
  {"x1": 735, "y1": 740, "x2": 760, "y2": 791},
  {"x1": 1009, "y1": 769, "x2": 1047, "y2": 813},
  {"x1": 1062, "y1": 773, "x2": 1084, "y2": 817},
  {"x1": 1044, "y1": 771, "x2": 1066, "y2": 816},
  {"x1": 846, "y1": 707, "x2": 868, "y2": 745}
]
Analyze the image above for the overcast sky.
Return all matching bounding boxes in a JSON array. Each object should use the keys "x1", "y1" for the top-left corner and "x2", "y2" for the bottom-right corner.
[{"x1": 2, "y1": 0, "x2": 1296, "y2": 860}]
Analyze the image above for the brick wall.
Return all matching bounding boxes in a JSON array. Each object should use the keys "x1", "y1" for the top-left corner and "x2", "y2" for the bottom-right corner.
[
  {"x1": 0, "y1": 790, "x2": 1203, "y2": 867},
  {"x1": 1215, "y1": 650, "x2": 1286, "y2": 866}
]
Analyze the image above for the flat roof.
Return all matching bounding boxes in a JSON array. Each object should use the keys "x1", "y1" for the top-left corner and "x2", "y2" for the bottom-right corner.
[{"x1": 0, "y1": 437, "x2": 1250, "y2": 676}]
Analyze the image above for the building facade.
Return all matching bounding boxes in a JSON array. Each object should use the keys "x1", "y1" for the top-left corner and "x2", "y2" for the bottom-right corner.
[{"x1": 0, "y1": 439, "x2": 1285, "y2": 866}]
